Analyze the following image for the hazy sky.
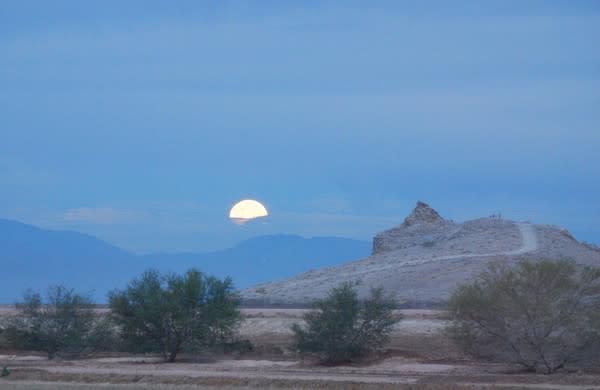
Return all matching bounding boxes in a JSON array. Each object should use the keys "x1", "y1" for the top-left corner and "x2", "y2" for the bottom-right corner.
[{"x1": 1, "y1": 1, "x2": 599, "y2": 253}]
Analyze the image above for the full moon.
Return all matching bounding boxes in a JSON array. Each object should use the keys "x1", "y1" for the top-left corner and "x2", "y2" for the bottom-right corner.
[{"x1": 229, "y1": 199, "x2": 268, "y2": 224}]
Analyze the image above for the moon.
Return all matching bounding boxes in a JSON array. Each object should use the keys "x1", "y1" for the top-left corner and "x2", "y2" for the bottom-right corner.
[{"x1": 229, "y1": 199, "x2": 268, "y2": 225}]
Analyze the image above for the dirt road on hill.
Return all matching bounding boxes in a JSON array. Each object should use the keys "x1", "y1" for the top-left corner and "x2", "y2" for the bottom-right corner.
[{"x1": 412, "y1": 222, "x2": 538, "y2": 265}]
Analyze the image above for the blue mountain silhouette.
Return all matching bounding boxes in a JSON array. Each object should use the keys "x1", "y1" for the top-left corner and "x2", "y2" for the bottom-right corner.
[{"x1": 0, "y1": 218, "x2": 370, "y2": 303}]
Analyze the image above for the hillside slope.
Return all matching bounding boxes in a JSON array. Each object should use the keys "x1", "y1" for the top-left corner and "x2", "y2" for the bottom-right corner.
[{"x1": 242, "y1": 202, "x2": 600, "y2": 307}]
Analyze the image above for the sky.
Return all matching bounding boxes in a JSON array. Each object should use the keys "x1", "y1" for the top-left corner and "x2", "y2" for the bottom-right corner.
[{"x1": 1, "y1": 1, "x2": 599, "y2": 254}]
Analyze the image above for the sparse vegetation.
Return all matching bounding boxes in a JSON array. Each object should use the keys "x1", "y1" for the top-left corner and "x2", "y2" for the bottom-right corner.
[
  {"x1": 291, "y1": 282, "x2": 400, "y2": 364},
  {"x1": 108, "y1": 268, "x2": 241, "y2": 362},
  {"x1": 447, "y1": 258, "x2": 600, "y2": 373},
  {"x1": 4, "y1": 284, "x2": 97, "y2": 359}
]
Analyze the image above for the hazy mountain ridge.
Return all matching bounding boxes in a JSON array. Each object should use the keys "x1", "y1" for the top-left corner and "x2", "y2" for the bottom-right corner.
[
  {"x1": 0, "y1": 219, "x2": 370, "y2": 303},
  {"x1": 0, "y1": 218, "x2": 135, "y2": 304},
  {"x1": 243, "y1": 202, "x2": 600, "y2": 307},
  {"x1": 140, "y1": 234, "x2": 370, "y2": 290}
]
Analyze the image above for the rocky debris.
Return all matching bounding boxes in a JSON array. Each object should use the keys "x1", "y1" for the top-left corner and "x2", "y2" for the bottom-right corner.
[
  {"x1": 242, "y1": 202, "x2": 600, "y2": 308},
  {"x1": 582, "y1": 241, "x2": 600, "y2": 252}
]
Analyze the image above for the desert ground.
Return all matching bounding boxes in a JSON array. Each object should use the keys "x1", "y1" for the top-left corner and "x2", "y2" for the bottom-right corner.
[{"x1": 1, "y1": 308, "x2": 600, "y2": 390}]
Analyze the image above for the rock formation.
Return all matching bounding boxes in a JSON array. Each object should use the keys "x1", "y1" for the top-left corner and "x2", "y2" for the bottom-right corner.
[{"x1": 372, "y1": 201, "x2": 454, "y2": 254}]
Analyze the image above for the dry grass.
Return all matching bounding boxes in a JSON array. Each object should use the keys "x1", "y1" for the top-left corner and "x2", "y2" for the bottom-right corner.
[
  {"x1": 2, "y1": 364, "x2": 600, "y2": 390},
  {"x1": 0, "y1": 369, "x2": 419, "y2": 390}
]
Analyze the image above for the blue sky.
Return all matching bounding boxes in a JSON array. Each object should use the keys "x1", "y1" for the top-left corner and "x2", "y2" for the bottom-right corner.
[{"x1": 1, "y1": 1, "x2": 599, "y2": 253}]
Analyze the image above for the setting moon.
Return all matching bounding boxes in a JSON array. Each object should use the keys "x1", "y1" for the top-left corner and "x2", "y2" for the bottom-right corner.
[{"x1": 229, "y1": 199, "x2": 268, "y2": 224}]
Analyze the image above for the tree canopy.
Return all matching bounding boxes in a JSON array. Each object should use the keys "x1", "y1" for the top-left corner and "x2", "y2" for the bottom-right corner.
[
  {"x1": 109, "y1": 268, "x2": 241, "y2": 362},
  {"x1": 9, "y1": 284, "x2": 95, "y2": 359},
  {"x1": 448, "y1": 258, "x2": 600, "y2": 373},
  {"x1": 292, "y1": 282, "x2": 400, "y2": 364}
]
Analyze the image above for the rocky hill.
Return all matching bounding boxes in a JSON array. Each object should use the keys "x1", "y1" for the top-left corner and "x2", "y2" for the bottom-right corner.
[{"x1": 242, "y1": 202, "x2": 600, "y2": 307}]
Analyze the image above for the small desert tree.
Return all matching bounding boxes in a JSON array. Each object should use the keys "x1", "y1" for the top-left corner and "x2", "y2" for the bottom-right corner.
[
  {"x1": 109, "y1": 268, "x2": 241, "y2": 362},
  {"x1": 7, "y1": 284, "x2": 95, "y2": 359},
  {"x1": 448, "y1": 258, "x2": 600, "y2": 373},
  {"x1": 291, "y1": 282, "x2": 400, "y2": 364}
]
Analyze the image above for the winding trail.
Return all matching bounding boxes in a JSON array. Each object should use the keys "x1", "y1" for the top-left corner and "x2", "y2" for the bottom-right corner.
[{"x1": 409, "y1": 222, "x2": 538, "y2": 266}]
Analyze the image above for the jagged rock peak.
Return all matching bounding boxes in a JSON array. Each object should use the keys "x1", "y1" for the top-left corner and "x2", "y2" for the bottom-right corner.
[{"x1": 402, "y1": 201, "x2": 445, "y2": 227}]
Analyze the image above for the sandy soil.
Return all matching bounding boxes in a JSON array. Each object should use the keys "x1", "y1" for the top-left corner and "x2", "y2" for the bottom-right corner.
[{"x1": 2, "y1": 309, "x2": 599, "y2": 389}]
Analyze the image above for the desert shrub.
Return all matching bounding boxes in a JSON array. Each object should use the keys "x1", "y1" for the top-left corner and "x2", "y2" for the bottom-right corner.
[
  {"x1": 447, "y1": 258, "x2": 600, "y2": 373},
  {"x1": 84, "y1": 314, "x2": 122, "y2": 353},
  {"x1": 6, "y1": 284, "x2": 97, "y2": 359},
  {"x1": 0, "y1": 326, "x2": 34, "y2": 351},
  {"x1": 109, "y1": 268, "x2": 241, "y2": 362},
  {"x1": 291, "y1": 282, "x2": 400, "y2": 364}
]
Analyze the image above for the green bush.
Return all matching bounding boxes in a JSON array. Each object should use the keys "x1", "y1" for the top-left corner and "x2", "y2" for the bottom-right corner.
[
  {"x1": 7, "y1": 284, "x2": 96, "y2": 359},
  {"x1": 1, "y1": 365, "x2": 9, "y2": 377},
  {"x1": 109, "y1": 268, "x2": 241, "y2": 362},
  {"x1": 447, "y1": 258, "x2": 600, "y2": 373},
  {"x1": 291, "y1": 282, "x2": 400, "y2": 364}
]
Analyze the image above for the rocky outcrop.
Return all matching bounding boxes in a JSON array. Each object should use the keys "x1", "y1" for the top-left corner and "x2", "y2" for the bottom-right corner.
[
  {"x1": 402, "y1": 201, "x2": 445, "y2": 227},
  {"x1": 372, "y1": 202, "x2": 454, "y2": 254}
]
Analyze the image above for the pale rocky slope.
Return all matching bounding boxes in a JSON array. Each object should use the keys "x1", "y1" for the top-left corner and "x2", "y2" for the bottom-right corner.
[{"x1": 242, "y1": 202, "x2": 600, "y2": 307}]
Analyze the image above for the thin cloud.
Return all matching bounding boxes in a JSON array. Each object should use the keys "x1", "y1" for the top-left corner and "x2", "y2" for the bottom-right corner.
[{"x1": 59, "y1": 207, "x2": 147, "y2": 225}]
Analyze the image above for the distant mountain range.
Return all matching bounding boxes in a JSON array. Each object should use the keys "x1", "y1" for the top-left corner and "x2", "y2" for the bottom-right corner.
[{"x1": 0, "y1": 218, "x2": 370, "y2": 303}]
